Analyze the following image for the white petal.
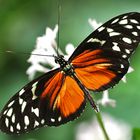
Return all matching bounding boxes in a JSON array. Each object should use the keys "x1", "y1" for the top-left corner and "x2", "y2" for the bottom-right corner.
[
  {"x1": 65, "y1": 43, "x2": 75, "y2": 58},
  {"x1": 127, "y1": 66, "x2": 134, "y2": 73},
  {"x1": 88, "y1": 18, "x2": 102, "y2": 30},
  {"x1": 97, "y1": 90, "x2": 116, "y2": 107},
  {"x1": 121, "y1": 66, "x2": 134, "y2": 83},
  {"x1": 27, "y1": 25, "x2": 61, "y2": 80},
  {"x1": 121, "y1": 76, "x2": 127, "y2": 83}
]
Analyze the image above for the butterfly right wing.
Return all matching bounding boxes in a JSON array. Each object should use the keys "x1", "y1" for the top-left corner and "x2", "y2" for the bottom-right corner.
[{"x1": 69, "y1": 12, "x2": 140, "y2": 92}]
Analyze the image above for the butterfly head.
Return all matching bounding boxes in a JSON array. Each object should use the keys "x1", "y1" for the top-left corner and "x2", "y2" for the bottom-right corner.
[
  {"x1": 54, "y1": 55, "x2": 68, "y2": 67},
  {"x1": 54, "y1": 55, "x2": 74, "y2": 74}
]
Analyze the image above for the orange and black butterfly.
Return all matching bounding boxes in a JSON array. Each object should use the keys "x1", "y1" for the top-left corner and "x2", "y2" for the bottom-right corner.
[{"x1": 0, "y1": 12, "x2": 140, "y2": 134}]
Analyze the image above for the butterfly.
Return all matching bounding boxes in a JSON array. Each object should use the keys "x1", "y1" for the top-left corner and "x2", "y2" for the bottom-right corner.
[{"x1": 0, "y1": 12, "x2": 140, "y2": 135}]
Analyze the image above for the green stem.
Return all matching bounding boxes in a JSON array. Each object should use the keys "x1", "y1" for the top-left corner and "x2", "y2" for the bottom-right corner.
[{"x1": 95, "y1": 111, "x2": 110, "y2": 140}]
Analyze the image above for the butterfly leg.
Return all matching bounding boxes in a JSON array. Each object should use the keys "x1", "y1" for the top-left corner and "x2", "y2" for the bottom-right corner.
[{"x1": 72, "y1": 73, "x2": 99, "y2": 112}]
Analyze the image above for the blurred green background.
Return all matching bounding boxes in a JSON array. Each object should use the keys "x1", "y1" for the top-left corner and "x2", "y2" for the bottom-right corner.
[{"x1": 0, "y1": 0, "x2": 140, "y2": 140}]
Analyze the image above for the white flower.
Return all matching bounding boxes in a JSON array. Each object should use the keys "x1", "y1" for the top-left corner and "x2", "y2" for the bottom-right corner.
[
  {"x1": 26, "y1": 25, "x2": 58, "y2": 80},
  {"x1": 97, "y1": 90, "x2": 116, "y2": 107},
  {"x1": 88, "y1": 18, "x2": 102, "y2": 30},
  {"x1": 26, "y1": 25, "x2": 75, "y2": 80},
  {"x1": 65, "y1": 43, "x2": 75, "y2": 59},
  {"x1": 76, "y1": 113, "x2": 132, "y2": 140},
  {"x1": 122, "y1": 66, "x2": 134, "y2": 83}
]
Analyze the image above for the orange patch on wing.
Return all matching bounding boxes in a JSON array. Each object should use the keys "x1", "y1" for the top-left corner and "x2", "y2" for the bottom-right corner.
[
  {"x1": 41, "y1": 72, "x2": 64, "y2": 107},
  {"x1": 72, "y1": 49, "x2": 110, "y2": 67},
  {"x1": 72, "y1": 50, "x2": 102, "y2": 63},
  {"x1": 73, "y1": 58, "x2": 110, "y2": 67},
  {"x1": 74, "y1": 50, "x2": 101, "y2": 61},
  {"x1": 75, "y1": 64, "x2": 116, "y2": 91},
  {"x1": 54, "y1": 76, "x2": 85, "y2": 117}
]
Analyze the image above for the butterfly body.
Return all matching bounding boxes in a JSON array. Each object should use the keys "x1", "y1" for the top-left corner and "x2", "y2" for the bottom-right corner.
[
  {"x1": 55, "y1": 55, "x2": 99, "y2": 110},
  {"x1": 1, "y1": 12, "x2": 140, "y2": 134},
  {"x1": 54, "y1": 55, "x2": 74, "y2": 75}
]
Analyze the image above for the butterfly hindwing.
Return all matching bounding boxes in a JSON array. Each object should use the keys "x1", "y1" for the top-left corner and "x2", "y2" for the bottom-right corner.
[
  {"x1": 40, "y1": 75, "x2": 86, "y2": 126},
  {"x1": 70, "y1": 12, "x2": 140, "y2": 91}
]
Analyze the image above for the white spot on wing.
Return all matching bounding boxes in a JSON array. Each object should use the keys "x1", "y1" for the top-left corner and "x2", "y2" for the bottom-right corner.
[
  {"x1": 101, "y1": 40, "x2": 106, "y2": 45},
  {"x1": 34, "y1": 121, "x2": 39, "y2": 127},
  {"x1": 21, "y1": 101, "x2": 27, "y2": 113},
  {"x1": 121, "y1": 64, "x2": 124, "y2": 68},
  {"x1": 122, "y1": 54, "x2": 127, "y2": 58},
  {"x1": 122, "y1": 15, "x2": 128, "y2": 19},
  {"x1": 19, "y1": 89, "x2": 25, "y2": 96},
  {"x1": 24, "y1": 115, "x2": 29, "y2": 126},
  {"x1": 109, "y1": 32, "x2": 120, "y2": 37},
  {"x1": 31, "y1": 107, "x2": 39, "y2": 117},
  {"x1": 58, "y1": 116, "x2": 62, "y2": 122},
  {"x1": 137, "y1": 26, "x2": 140, "y2": 30},
  {"x1": 112, "y1": 42, "x2": 120, "y2": 51},
  {"x1": 41, "y1": 119, "x2": 45, "y2": 124},
  {"x1": 12, "y1": 114, "x2": 15, "y2": 123},
  {"x1": 16, "y1": 123, "x2": 21, "y2": 130},
  {"x1": 87, "y1": 38, "x2": 106, "y2": 46},
  {"x1": 8, "y1": 101, "x2": 14, "y2": 107},
  {"x1": 107, "y1": 28, "x2": 113, "y2": 32},
  {"x1": 119, "y1": 19, "x2": 128, "y2": 24},
  {"x1": 10, "y1": 126, "x2": 14, "y2": 132},
  {"x1": 111, "y1": 18, "x2": 119, "y2": 24},
  {"x1": 98, "y1": 26, "x2": 105, "y2": 32},
  {"x1": 132, "y1": 31, "x2": 138, "y2": 36},
  {"x1": 51, "y1": 118, "x2": 55, "y2": 122},
  {"x1": 124, "y1": 25, "x2": 133, "y2": 29},
  {"x1": 31, "y1": 82, "x2": 38, "y2": 100},
  {"x1": 19, "y1": 98, "x2": 23, "y2": 105},
  {"x1": 3, "y1": 109, "x2": 8, "y2": 115},
  {"x1": 130, "y1": 19, "x2": 139, "y2": 24},
  {"x1": 125, "y1": 49, "x2": 130, "y2": 54},
  {"x1": 112, "y1": 45, "x2": 120, "y2": 51},
  {"x1": 7, "y1": 108, "x2": 13, "y2": 117},
  {"x1": 87, "y1": 38, "x2": 98, "y2": 43},
  {"x1": 5, "y1": 118, "x2": 9, "y2": 127},
  {"x1": 122, "y1": 37, "x2": 132, "y2": 44}
]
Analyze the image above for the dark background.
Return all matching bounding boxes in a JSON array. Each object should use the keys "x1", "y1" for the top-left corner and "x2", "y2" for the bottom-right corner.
[{"x1": 0, "y1": 0, "x2": 140, "y2": 140}]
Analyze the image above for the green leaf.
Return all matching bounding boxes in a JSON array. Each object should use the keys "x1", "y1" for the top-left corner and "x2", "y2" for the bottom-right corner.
[{"x1": 132, "y1": 128, "x2": 140, "y2": 140}]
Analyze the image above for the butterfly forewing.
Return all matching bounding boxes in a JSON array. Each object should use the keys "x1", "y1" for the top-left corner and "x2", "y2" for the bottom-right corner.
[
  {"x1": 70, "y1": 12, "x2": 140, "y2": 61},
  {"x1": 0, "y1": 68, "x2": 86, "y2": 134},
  {"x1": 70, "y1": 12, "x2": 140, "y2": 91},
  {"x1": 0, "y1": 69, "x2": 60, "y2": 134}
]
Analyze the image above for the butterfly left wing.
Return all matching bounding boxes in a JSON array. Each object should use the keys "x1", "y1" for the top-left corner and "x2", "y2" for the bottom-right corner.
[
  {"x1": 0, "y1": 68, "x2": 60, "y2": 134},
  {"x1": 69, "y1": 12, "x2": 140, "y2": 91},
  {"x1": 0, "y1": 68, "x2": 86, "y2": 134}
]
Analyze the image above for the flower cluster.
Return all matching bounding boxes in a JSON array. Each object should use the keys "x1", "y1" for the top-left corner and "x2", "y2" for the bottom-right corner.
[{"x1": 76, "y1": 113, "x2": 131, "y2": 140}]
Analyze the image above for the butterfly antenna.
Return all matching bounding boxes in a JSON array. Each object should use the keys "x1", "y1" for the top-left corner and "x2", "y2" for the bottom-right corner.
[
  {"x1": 56, "y1": 0, "x2": 61, "y2": 56},
  {"x1": 0, "y1": 50, "x2": 55, "y2": 57}
]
